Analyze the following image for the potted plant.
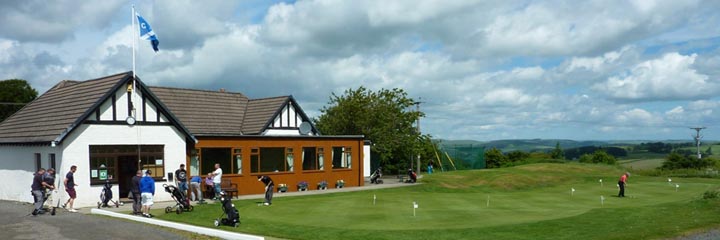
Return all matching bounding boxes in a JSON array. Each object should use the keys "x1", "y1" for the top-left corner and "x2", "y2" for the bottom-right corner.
[
  {"x1": 317, "y1": 180, "x2": 328, "y2": 190},
  {"x1": 278, "y1": 183, "x2": 288, "y2": 193},
  {"x1": 297, "y1": 181, "x2": 308, "y2": 191},
  {"x1": 336, "y1": 179, "x2": 345, "y2": 188}
]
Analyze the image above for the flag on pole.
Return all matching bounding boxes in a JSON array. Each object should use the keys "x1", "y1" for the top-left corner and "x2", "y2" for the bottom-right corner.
[{"x1": 136, "y1": 13, "x2": 159, "y2": 52}]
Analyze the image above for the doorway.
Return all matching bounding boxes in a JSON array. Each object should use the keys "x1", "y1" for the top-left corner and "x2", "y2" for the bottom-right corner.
[{"x1": 117, "y1": 155, "x2": 138, "y2": 199}]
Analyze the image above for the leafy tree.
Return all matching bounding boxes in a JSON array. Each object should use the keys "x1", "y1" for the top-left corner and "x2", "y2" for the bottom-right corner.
[
  {"x1": 705, "y1": 146, "x2": 713, "y2": 156},
  {"x1": 578, "y1": 150, "x2": 616, "y2": 165},
  {"x1": 314, "y1": 87, "x2": 426, "y2": 173},
  {"x1": 484, "y1": 147, "x2": 507, "y2": 168},
  {"x1": 507, "y1": 150, "x2": 530, "y2": 162},
  {"x1": 0, "y1": 79, "x2": 37, "y2": 122},
  {"x1": 550, "y1": 142, "x2": 564, "y2": 160},
  {"x1": 660, "y1": 153, "x2": 715, "y2": 170}
]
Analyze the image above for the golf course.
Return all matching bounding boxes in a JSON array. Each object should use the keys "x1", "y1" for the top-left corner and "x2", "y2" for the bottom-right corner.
[{"x1": 157, "y1": 163, "x2": 720, "y2": 240}]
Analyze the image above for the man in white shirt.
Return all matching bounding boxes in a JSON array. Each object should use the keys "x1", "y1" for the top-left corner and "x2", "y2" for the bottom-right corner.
[{"x1": 211, "y1": 163, "x2": 222, "y2": 200}]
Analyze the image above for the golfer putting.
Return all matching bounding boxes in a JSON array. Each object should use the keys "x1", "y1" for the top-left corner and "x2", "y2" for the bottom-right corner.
[
  {"x1": 618, "y1": 172, "x2": 629, "y2": 197},
  {"x1": 257, "y1": 175, "x2": 274, "y2": 206}
]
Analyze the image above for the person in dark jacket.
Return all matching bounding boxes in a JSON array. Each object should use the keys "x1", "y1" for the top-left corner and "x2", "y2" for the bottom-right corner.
[
  {"x1": 139, "y1": 170, "x2": 155, "y2": 218},
  {"x1": 257, "y1": 175, "x2": 274, "y2": 206},
  {"x1": 31, "y1": 168, "x2": 49, "y2": 215},
  {"x1": 130, "y1": 170, "x2": 143, "y2": 215}
]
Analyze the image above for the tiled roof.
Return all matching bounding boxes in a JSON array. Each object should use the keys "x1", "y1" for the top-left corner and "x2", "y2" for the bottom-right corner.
[
  {"x1": 0, "y1": 72, "x2": 128, "y2": 143},
  {"x1": 149, "y1": 87, "x2": 251, "y2": 136},
  {"x1": 242, "y1": 96, "x2": 290, "y2": 134}
]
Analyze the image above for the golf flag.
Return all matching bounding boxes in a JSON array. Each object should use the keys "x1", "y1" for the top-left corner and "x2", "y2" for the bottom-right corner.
[{"x1": 136, "y1": 13, "x2": 159, "y2": 52}]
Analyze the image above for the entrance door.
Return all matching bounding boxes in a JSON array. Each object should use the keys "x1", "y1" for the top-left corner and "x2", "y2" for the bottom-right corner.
[{"x1": 117, "y1": 155, "x2": 139, "y2": 199}]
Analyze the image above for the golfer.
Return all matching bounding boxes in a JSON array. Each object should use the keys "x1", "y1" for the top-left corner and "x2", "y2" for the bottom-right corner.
[
  {"x1": 257, "y1": 175, "x2": 274, "y2": 206},
  {"x1": 618, "y1": 172, "x2": 629, "y2": 197}
]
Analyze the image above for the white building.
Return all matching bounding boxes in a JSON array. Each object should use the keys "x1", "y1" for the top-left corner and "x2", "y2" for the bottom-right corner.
[{"x1": 0, "y1": 72, "x2": 195, "y2": 207}]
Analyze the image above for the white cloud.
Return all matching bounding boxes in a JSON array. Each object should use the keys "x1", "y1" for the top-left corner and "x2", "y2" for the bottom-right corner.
[{"x1": 593, "y1": 52, "x2": 715, "y2": 101}]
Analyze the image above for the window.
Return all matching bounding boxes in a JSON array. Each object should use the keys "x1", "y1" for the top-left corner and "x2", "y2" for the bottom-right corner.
[
  {"x1": 332, "y1": 147, "x2": 351, "y2": 169},
  {"x1": 234, "y1": 148, "x2": 242, "y2": 175},
  {"x1": 201, "y1": 148, "x2": 232, "y2": 175},
  {"x1": 35, "y1": 153, "x2": 41, "y2": 171},
  {"x1": 250, "y1": 147, "x2": 292, "y2": 173},
  {"x1": 89, "y1": 145, "x2": 164, "y2": 185},
  {"x1": 302, "y1": 147, "x2": 324, "y2": 171},
  {"x1": 189, "y1": 149, "x2": 199, "y2": 176},
  {"x1": 49, "y1": 153, "x2": 56, "y2": 170}
]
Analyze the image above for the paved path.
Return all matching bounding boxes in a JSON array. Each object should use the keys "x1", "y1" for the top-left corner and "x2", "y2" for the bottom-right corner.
[{"x1": 0, "y1": 200, "x2": 186, "y2": 240}]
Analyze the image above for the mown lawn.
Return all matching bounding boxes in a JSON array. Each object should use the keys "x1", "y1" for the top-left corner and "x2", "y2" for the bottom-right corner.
[{"x1": 155, "y1": 163, "x2": 720, "y2": 240}]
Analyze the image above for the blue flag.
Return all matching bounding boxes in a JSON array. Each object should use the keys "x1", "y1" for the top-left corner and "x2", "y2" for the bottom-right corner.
[{"x1": 136, "y1": 13, "x2": 159, "y2": 52}]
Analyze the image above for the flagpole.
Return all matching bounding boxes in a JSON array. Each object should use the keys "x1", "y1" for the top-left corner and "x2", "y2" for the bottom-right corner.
[
  {"x1": 132, "y1": 5, "x2": 136, "y2": 93},
  {"x1": 131, "y1": 5, "x2": 141, "y2": 169}
]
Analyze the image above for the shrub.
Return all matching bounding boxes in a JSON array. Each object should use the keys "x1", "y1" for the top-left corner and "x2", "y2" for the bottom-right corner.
[{"x1": 703, "y1": 189, "x2": 720, "y2": 199}]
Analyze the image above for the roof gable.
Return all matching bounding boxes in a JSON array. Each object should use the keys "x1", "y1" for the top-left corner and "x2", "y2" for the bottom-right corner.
[{"x1": 0, "y1": 72, "x2": 196, "y2": 144}]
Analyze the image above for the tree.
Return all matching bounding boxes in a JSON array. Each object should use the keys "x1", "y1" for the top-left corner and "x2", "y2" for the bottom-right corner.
[
  {"x1": 507, "y1": 150, "x2": 530, "y2": 162},
  {"x1": 314, "y1": 87, "x2": 426, "y2": 173},
  {"x1": 484, "y1": 147, "x2": 508, "y2": 168},
  {"x1": 578, "y1": 150, "x2": 616, "y2": 165},
  {"x1": 705, "y1": 146, "x2": 713, "y2": 156},
  {"x1": 660, "y1": 153, "x2": 715, "y2": 170},
  {"x1": 550, "y1": 142, "x2": 564, "y2": 160},
  {"x1": 0, "y1": 79, "x2": 38, "y2": 122}
]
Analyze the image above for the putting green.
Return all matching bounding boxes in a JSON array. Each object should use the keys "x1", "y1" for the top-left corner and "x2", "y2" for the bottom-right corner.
[{"x1": 156, "y1": 163, "x2": 720, "y2": 240}]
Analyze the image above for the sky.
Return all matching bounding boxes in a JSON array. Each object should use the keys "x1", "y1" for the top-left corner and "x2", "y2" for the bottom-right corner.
[{"x1": 2, "y1": 0, "x2": 720, "y2": 141}]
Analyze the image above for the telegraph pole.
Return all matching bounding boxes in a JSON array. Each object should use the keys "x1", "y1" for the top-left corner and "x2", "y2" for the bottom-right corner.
[
  {"x1": 415, "y1": 98, "x2": 423, "y2": 174},
  {"x1": 690, "y1": 127, "x2": 706, "y2": 159}
]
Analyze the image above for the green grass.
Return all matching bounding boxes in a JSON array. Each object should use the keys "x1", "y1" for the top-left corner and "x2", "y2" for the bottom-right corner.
[
  {"x1": 155, "y1": 163, "x2": 720, "y2": 240},
  {"x1": 619, "y1": 158, "x2": 665, "y2": 170}
]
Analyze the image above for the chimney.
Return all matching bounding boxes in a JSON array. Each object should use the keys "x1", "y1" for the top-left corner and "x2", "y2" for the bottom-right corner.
[{"x1": 219, "y1": 88, "x2": 225, "y2": 93}]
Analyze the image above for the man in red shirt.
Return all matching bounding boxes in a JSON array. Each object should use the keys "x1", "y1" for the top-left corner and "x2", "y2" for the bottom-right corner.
[{"x1": 618, "y1": 172, "x2": 629, "y2": 197}]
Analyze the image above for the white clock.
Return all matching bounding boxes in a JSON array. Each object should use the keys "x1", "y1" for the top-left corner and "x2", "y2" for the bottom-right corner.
[{"x1": 126, "y1": 116, "x2": 136, "y2": 125}]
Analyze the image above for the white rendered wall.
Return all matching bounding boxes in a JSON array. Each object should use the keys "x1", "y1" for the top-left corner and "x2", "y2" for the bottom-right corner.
[
  {"x1": 363, "y1": 144, "x2": 371, "y2": 177},
  {"x1": 60, "y1": 123, "x2": 186, "y2": 208},
  {"x1": 0, "y1": 145, "x2": 62, "y2": 203}
]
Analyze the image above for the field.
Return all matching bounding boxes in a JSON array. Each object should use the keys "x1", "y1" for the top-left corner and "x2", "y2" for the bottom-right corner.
[{"x1": 156, "y1": 163, "x2": 720, "y2": 240}]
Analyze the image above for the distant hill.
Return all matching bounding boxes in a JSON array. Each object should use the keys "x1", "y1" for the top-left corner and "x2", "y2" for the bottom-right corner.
[{"x1": 437, "y1": 139, "x2": 608, "y2": 152}]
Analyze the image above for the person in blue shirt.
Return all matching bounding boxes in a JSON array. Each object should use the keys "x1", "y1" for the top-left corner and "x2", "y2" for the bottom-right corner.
[
  {"x1": 139, "y1": 170, "x2": 155, "y2": 218},
  {"x1": 189, "y1": 175, "x2": 203, "y2": 202}
]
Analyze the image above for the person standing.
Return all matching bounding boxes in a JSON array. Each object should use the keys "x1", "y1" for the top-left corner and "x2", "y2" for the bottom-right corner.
[
  {"x1": 618, "y1": 172, "x2": 630, "y2": 197},
  {"x1": 62, "y1": 165, "x2": 78, "y2": 212},
  {"x1": 174, "y1": 164, "x2": 188, "y2": 196},
  {"x1": 31, "y1": 168, "x2": 48, "y2": 215},
  {"x1": 130, "y1": 170, "x2": 143, "y2": 215},
  {"x1": 257, "y1": 175, "x2": 274, "y2": 206},
  {"x1": 140, "y1": 170, "x2": 155, "y2": 218},
  {"x1": 189, "y1": 175, "x2": 203, "y2": 202},
  {"x1": 211, "y1": 163, "x2": 223, "y2": 200},
  {"x1": 42, "y1": 168, "x2": 56, "y2": 210},
  {"x1": 427, "y1": 162, "x2": 434, "y2": 174}
]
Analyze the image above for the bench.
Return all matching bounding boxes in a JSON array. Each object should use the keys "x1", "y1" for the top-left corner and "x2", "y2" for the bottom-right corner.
[
  {"x1": 397, "y1": 175, "x2": 407, "y2": 182},
  {"x1": 220, "y1": 179, "x2": 238, "y2": 199}
]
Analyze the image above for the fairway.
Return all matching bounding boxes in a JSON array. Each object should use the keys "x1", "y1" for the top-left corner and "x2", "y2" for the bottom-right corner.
[{"x1": 156, "y1": 163, "x2": 720, "y2": 240}]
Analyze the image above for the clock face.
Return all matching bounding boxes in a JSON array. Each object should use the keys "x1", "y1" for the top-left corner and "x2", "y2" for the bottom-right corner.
[{"x1": 126, "y1": 116, "x2": 136, "y2": 125}]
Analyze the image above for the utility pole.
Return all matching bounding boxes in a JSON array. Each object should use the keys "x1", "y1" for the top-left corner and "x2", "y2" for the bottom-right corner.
[{"x1": 691, "y1": 127, "x2": 706, "y2": 159}]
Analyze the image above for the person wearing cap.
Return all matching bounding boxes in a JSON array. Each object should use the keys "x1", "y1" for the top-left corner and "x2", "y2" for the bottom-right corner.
[
  {"x1": 618, "y1": 172, "x2": 630, "y2": 197},
  {"x1": 257, "y1": 175, "x2": 274, "y2": 206},
  {"x1": 174, "y1": 164, "x2": 188, "y2": 195},
  {"x1": 140, "y1": 170, "x2": 156, "y2": 218},
  {"x1": 62, "y1": 165, "x2": 79, "y2": 212}
]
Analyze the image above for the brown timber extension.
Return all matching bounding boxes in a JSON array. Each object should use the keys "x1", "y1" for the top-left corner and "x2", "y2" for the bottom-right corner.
[{"x1": 191, "y1": 135, "x2": 364, "y2": 196}]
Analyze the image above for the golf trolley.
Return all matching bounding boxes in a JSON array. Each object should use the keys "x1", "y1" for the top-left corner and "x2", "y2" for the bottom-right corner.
[
  {"x1": 370, "y1": 167, "x2": 383, "y2": 184},
  {"x1": 213, "y1": 191, "x2": 240, "y2": 228},
  {"x1": 97, "y1": 180, "x2": 120, "y2": 208},
  {"x1": 163, "y1": 184, "x2": 194, "y2": 214}
]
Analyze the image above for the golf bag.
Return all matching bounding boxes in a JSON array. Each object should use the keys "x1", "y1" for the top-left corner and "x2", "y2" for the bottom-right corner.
[
  {"x1": 406, "y1": 169, "x2": 417, "y2": 183},
  {"x1": 163, "y1": 184, "x2": 193, "y2": 214},
  {"x1": 214, "y1": 191, "x2": 240, "y2": 227},
  {"x1": 97, "y1": 180, "x2": 120, "y2": 208},
  {"x1": 370, "y1": 168, "x2": 383, "y2": 184}
]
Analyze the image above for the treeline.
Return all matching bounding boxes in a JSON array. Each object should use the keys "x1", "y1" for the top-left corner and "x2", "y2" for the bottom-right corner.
[{"x1": 564, "y1": 146, "x2": 627, "y2": 160}]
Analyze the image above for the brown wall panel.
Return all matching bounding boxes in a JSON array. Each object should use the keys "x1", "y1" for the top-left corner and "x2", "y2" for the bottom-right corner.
[{"x1": 190, "y1": 136, "x2": 364, "y2": 195}]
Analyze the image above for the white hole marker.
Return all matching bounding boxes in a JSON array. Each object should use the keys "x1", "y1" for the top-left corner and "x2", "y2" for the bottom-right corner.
[
  {"x1": 571, "y1": 188, "x2": 575, "y2": 196},
  {"x1": 675, "y1": 184, "x2": 679, "y2": 192},
  {"x1": 413, "y1": 201, "x2": 418, "y2": 217},
  {"x1": 601, "y1": 195, "x2": 605, "y2": 206},
  {"x1": 373, "y1": 194, "x2": 376, "y2": 205},
  {"x1": 599, "y1": 179, "x2": 603, "y2": 187}
]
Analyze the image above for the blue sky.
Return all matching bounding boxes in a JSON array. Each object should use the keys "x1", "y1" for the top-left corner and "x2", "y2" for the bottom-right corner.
[{"x1": 2, "y1": 0, "x2": 720, "y2": 141}]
